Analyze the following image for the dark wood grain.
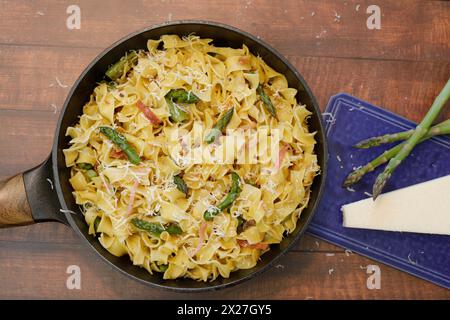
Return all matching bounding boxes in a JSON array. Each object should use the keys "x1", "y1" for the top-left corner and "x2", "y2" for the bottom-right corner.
[
  {"x1": 1, "y1": 45, "x2": 450, "y2": 118},
  {"x1": 0, "y1": 0, "x2": 449, "y2": 299},
  {"x1": 1, "y1": 238, "x2": 448, "y2": 299},
  {"x1": 0, "y1": 0, "x2": 448, "y2": 61}
]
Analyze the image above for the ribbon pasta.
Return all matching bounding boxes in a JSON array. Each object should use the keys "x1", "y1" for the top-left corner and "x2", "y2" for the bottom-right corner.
[{"x1": 63, "y1": 35, "x2": 320, "y2": 281}]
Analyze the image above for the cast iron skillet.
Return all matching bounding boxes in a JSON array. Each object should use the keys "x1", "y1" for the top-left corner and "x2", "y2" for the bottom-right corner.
[{"x1": 0, "y1": 21, "x2": 327, "y2": 292}]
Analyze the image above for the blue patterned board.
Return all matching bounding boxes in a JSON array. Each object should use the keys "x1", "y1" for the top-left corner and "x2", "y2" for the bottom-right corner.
[{"x1": 307, "y1": 93, "x2": 450, "y2": 289}]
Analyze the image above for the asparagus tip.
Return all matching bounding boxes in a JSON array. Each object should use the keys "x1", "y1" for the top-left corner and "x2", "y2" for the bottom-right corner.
[
  {"x1": 372, "y1": 172, "x2": 390, "y2": 200},
  {"x1": 353, "y1": 141, "x2": 370, "y2": 149},
  {"x1": 342, "y1": 171, "x2": 361, "y2": 188}
]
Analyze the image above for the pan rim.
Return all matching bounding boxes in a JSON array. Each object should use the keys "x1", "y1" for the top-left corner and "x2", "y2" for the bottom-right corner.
[{"x1": 52, "y1": 20, "x2": 328, "y2": 292}]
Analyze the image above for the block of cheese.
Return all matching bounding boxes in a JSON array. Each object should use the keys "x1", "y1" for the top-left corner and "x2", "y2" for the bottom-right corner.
[{"x1": 342, "y1": 175, "x2": 450, "y2": 235}]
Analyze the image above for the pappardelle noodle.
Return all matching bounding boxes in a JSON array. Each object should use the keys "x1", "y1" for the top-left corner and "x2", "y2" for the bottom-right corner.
[{"x1": 63, "y1": 35, "x2": 320, "y2": 281}]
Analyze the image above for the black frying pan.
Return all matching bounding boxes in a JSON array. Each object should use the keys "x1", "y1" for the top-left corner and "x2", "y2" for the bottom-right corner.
[{"x1": 0, "y1": 21, "x2": 328, "y2": 292}]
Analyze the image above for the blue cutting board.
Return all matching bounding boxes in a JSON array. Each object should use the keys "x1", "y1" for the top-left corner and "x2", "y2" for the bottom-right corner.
[{"x1": 307, "y1": 93, "x2": 450, "y2": 289}]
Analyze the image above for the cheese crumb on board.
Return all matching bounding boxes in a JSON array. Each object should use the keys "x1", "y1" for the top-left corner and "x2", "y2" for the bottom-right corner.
[{"x1": 342, "y1": 175, "x2": 450, "y2": 235}]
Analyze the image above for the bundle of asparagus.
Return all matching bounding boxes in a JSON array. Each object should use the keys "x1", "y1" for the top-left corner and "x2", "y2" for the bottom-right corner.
[{"x1": 343, "y1": 78, "x2": 450, "y2": 200}]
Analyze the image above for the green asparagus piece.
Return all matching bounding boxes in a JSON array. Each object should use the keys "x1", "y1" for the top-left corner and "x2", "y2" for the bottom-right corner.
[
  {"x1": 372, "y1": 79, "x2": 450, "y2": 199},
  {"x1": 78, "y1": 163, "x2": 97, "y2": 180},
  {"x1": 164, "y1": 89, "x2": 199, "y2": 123},
  {"x1": 78, "y1": 163, "x2": 93, "y2": 170},
  {"x1": 165, "y1": 97, "x2": 189, "y2": 123},
  {"x1": 236, "y1": 216, "x2": 245, "y2": 234},
  {"x1": 173, "y1": 175, "x2": 188, "y2": 196},
  {"x1": 131, "y1": 218, "x2": 182, "y2": 237},
  {"x1": 93, "y1": 216, "x2": 101, "y2": 233},
  {"x1": 98, "y1": 80, "x2": 117, "y2": 90},
  {"x1": 344, "y1": 119, "x2": 450, "y2": 187},
  {"x1": 204, "y1": 172, "x2": 242, "y2": 221},
  {"x1": 205, "y1": 107, "x2": 234, "y2": 144},
  {"x1": 354, "y1": 119, "x2": 450, "y2": 149},
  {"x1": 257, "y1": 84, "x2": 278, "y2": 119},
  {"x1": 159, "y1": 264, "x2": 168, "y2": 272},
  {"x1": 105, "y1": 51, "x2": 139, "y2": 81},
  {"x1": 99, "y1": 127, "x2": 141, "y2": 164},
  {"x1": 167, "y1": 89, "x2": 200, "y2": 104},
  {"x1": 86, "y1": 169, "x2": 98, "y2": 180},
  {"x1": 345, "y1": 140, "x2": 418, "y2": 187}
]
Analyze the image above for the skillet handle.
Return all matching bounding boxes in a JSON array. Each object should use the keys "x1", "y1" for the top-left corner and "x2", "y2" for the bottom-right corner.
[
  {"x1": 0, "y1": 174, "x2": 33, "y2": 227},
  {"x1": 0, "y1": 155, "x2": 68, "y2": 228}
]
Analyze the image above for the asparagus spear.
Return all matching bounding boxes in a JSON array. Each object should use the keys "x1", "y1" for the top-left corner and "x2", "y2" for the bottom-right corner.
[
  {"x1": 354, "y1": 119, "x2": 450, "y2": 149},
  {"x1": 77, "y1": 163, "x2": 97, "y2": 180},
  {"x1": 344, "y1": 118, "x2": 450, "y2": 187},
  {"x1": 99, "y1": 127, "x2": 141, "y2": 164},
  {"x1": 131, "y1": 218, "x2": 182, "y2": 236},
  {"x1": 167, "y1": 89, "x2": 200, "y2": 104},
  {"x1": 85, "y1": 169, "x2": 98, "y2": 180},
  {"x1": 205, "y1": 107, "x2": 234, "y2": 144},
  {"x1": 257, "y1": 84, "x2": 278, "y2": 120},
  {"x1": 93, "y1": 216, "x2": 101, "y2": 233},
  {"x1": 236, "y1": 216, "x2": 245, "y2": 234},
  {"x1": 204, "y1": 172, "x2": 242, "y2": 221},
  {"x1": 98, "y1": 80, "x2": 117, "y2": 90},
  {"x1": 105, "y1": 51, "x2": 139, "y2": 81},
  {"x1": 159, "y1": 264, "x2": 168, "y2": 272},
  {"x1": 372, "y1": 79, "x2": 450, "y2": 199},
  {"x1": 173, "y1": 174, "x2": 188, "y2": 196},
  {"x1": 78, "y1": 163, "x2": 93, "y2": 170},
  {"x1": 165, "y1": 98, "x2": 189, "y2": 122},
  {"x1": 164, "y1": 89, "x2": 200, "y2": 123}
]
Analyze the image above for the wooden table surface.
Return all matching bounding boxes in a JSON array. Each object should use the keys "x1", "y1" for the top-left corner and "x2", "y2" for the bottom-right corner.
[{"x1": 0, "y1": 0, "x2": 449, "y2": 299}]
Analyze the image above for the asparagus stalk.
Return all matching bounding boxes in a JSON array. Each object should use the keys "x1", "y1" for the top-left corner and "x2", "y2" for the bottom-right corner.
[
  {"x1": 165, "y1": 98, "x2": 189, "y2": 122},
  {"x1": 257, "y1": 84, "x2": 278, "y2": 120},
  {"x1": 173, "y1": 174, "x2": 188, "y2": 196},
  {"x1": 99, "y1": 127, "x2": 141, "y2": 164},
  {"x1": 372, "y1": 79, "x2": 450, "y2": 199},
  {"x1": 77, "y1": 163, "x2": 93, "y2": 170},
  {"x1": 354, "y1": 119, "x2": 450, "y2": 148},
  {"x1": 93, "y1": 216, "x2": 101, "y2": 233},
  {"x1": 205, "y1": 107, "x2": 234, "y2": 144},
  {"x1": 131, "y1": 218, "x2": 182, "y2": 236},
  {"x1": 204, "y1": 172, "x2": 242, "y2": 221},
  {"x1": 159, "y1": 264, "x2": 168, "y2": 272},
  {"x1": 85, "y1": 169, "x2": 98, "y2": 180},
  {"x1": 164, "y1": 89, "x2": 200, "y2": 123},
  {"x1": 77, "y1": 163, "x2": 97, "y2": 180},
  {"x1": 343, "y1": 120, "x2": 450, "y2": 187},
  {"x1": 167, "y1": 89, "x2": 200, "y2": 104},
  {"x1": 105, "y1": 51, "x2": 138, "y2": 81}
]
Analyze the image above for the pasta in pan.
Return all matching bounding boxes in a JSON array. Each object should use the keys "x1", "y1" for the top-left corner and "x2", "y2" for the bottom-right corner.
[{"x1": 63, "y1": 35, "x2": 320, "y2": 281}]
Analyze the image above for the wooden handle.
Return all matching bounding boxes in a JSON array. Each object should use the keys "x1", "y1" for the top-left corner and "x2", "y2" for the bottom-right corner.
[{"x1": 0, "y1": 174, "x2": 34, "y2": 227}]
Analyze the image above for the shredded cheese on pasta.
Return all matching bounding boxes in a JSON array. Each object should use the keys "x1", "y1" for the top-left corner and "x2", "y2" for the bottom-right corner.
[{"x1": 63, "y1": 35, "x2": 320, "y2": 281}]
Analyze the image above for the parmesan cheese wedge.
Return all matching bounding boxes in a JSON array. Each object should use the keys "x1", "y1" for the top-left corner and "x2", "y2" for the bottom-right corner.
[{"x1": 342, "y1": 175, "x2": 450, "y2": 235}]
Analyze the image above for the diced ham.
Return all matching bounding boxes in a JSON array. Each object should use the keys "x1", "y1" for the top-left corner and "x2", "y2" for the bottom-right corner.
[
  {"x1": 125, "y1": 180, "x2": 140, "y2": 216},
  {"x1": 137, "y1": 100, "x2": 162, "y2": 125},
  {"x1": 191, "y1": 221, "x2": 208, "y2": 257},
  {"x1": 110, "y1": 149, "x2": 126, "y2": 159},
  {"x1": 237, "y1": 239, "x2": 269, "y2": 250},
  {"x1": 274, "y1": 145, "x2": 289, "y2": 171},
  {"x1": 239, "y1": 56, "x2": 250, "y2": 65}
]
